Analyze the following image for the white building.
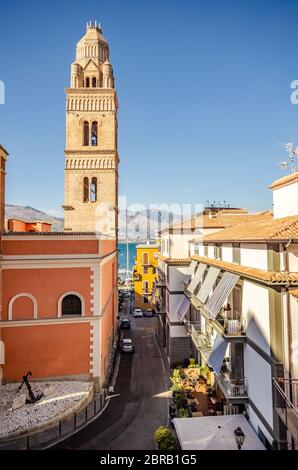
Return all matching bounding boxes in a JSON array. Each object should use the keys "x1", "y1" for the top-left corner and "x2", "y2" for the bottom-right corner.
[{"x1": 155, "y1": 172, "x2": 298, "y2": 450}]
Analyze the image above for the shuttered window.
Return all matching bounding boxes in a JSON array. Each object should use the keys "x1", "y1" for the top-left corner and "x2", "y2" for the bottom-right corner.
[
  {"x1": 196, "y1": 267, "x2": 220, "y2": 304},
  {"x1": 205, "y1": 272, "x2": 240, "y2": 319},
  {"x1": 187, "y1": 263, "x2": 207, "y2": 294}
]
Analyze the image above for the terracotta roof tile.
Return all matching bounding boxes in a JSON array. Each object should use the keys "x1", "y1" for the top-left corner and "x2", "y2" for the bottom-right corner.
[
  {"x1": 269, "y1": 171, "x2": 298, "y2": 190},
  {"x1": 202, "y1": 215, "x2": 298, "y2": 242},
  {"x1": 191, "y1": 255, "x2": 298, "y2": 286},
  {"x1": 290, "y1": 289, "x2": 298, "y2": 299}
]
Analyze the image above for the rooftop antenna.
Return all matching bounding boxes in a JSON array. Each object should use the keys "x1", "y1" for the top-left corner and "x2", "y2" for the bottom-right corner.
[{"x1": 278, "y1": 142, "x2": 298, "y2": 173}]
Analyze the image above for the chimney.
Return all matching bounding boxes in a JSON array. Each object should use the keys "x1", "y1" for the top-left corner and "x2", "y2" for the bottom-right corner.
[{"x1": 270, "y1": 172, "x2": 298, "y2": 219}]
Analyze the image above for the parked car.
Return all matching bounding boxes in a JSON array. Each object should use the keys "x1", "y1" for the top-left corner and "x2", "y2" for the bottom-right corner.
[
  {"x1": 133, "y1": 308, "x2": 143, "y2": 317},
  {"x1": 143, "y1": 309, "x2": 153, "y2": 317},
  {"x1": 120, "y1": 318, "x2": 131, "y2": 329},
  {"x1": 120, "y1": 338, "x2": 134, "y2": 353}
]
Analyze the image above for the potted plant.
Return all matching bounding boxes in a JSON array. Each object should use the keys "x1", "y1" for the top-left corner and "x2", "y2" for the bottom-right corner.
[{"x1": 178, "y1": 407, "x2": 190, "y2": 418}]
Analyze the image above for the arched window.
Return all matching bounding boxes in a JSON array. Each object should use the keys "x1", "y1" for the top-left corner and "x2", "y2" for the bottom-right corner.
[
  {"x1": 92, "y1": 77, "x2": 97, "y2": 88},
  {"x1": 85, "y1": 77, "x2": 90, "y2": 88},
  {"x1": 91, "y1": 121, "x2": 98, "y2": 146},
  {"x1": 83, "y1": 177, "x2": 89, "y2": 202},
  {"x1": 62, "y1": 294, "x2": 82, "y2": 315},
  {"x1": 90, "y1": 177, "x2": 97, "y2": 202},
  {"x1": 83, "y1": 121, "x2": 89, "y2": 146}
]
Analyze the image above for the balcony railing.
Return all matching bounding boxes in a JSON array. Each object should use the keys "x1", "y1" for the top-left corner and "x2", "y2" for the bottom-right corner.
[
  {"x1": 273, "y1": 377, "x2": 298, "y2": 444},
  {"x1": 186, "y1": 323, "x2": 212, "y2": 361},
  {"x1": 216, "y1": 372, "x2": 248, "y2": 398},
  {"x1": 216, "y1": 314, "x2": 246, "y2": 336},
  {"x1": 156, "y1": 268, "x2": 166, "y2": 286}
]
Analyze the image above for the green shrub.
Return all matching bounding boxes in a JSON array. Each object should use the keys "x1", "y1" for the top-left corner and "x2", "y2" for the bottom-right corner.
[
  {"x1": 178, "y1": 407, "x2": 189, "y2": 418},
  {"x1": 189, "y1": 357, "x2": 196, "y2": 366},
  {"x1": 188, "y1": 363, "x2": 200, "y2": 368},
  {"x1": 170, "y1": 382, "x2": 183, "y2": 393},
  {"x1": 154, "y1": 426, "x2": 177, "y2": 450}
]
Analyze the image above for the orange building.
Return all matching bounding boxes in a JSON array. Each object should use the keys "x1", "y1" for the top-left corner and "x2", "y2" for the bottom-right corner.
[{"x1": 0, "y1": 23, "x2": 119, "y2": 391}]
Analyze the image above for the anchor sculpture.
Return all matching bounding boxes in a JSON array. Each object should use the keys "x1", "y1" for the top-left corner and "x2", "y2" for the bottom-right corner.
[{"x1": 19, "y1": 371, "x2": 43, "y2": 404}]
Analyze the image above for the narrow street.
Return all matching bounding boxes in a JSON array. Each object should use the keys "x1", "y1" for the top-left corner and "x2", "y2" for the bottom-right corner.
[{"x1": 52, "y1": 297, "x2": 169, "y2": 450}]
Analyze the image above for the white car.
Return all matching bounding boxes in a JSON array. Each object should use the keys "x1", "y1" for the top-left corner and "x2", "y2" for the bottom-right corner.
[
  {"x1": 133, "y1": 308, "x2": 143, "y2": 317},
  {"x1": 121, "y1": 338, "x2": 134, "y2": 353}
]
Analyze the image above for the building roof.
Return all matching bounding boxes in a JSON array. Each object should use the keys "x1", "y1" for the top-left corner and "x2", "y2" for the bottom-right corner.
[
  {"x1": 2, "y1": 231, "x2": 97, "y2": 236},
  {"x1": 202, "y1": 215, "x2": 298, "y2": 242},
  {"x1": 191, "y1": 255, "x2": 298, "y2": 286},
  {"x1": 290, "y1": 289, "x2": 298, "y2": 299},
  {"x1": 269, "y1": 171, "x2": 298, "y2": 190},
  {"x1": 136, "y1": 244, "x2": 158, "y2": 249},
  {"x1": 161, "y1": 210, "x2": 272, "y2": 234},
  {"x1": 158, "y1": 254, "x2": 190, "y2": 265},
  {"x1": 0, "y1": 144, "x2": 9, "y2": 156}
]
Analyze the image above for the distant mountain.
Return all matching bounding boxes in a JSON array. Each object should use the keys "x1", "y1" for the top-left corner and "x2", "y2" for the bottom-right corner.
[
  {"x1": 5, "y1": 204, "x2": 182, "y2": 238},
  {"x1": 5, "y1": 204, "x2": 64, "y2": 231}
]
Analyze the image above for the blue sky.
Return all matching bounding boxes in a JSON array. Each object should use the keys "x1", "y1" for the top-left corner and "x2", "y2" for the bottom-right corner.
[{"x1": 1, "y1": 0, "x2": 298, "y2": 216}]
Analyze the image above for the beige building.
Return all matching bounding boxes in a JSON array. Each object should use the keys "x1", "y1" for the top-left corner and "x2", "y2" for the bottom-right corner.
[{"x1": 63, "y1": 21, "x2": 119, "y2": 234}]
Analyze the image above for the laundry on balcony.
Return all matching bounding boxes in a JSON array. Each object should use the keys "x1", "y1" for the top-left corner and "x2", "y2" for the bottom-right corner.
[
  {"x1": 205, "y1": 272, "x2": 240, "y2": 320},
  {"x1": 196, "y1": 266, "x2": 220, "y2": 304},
  {"x1": 187, "y1": 263, "x2": 207, "y2": 294},
  {"x1": 207, "y1": 333, "x2": 229, "y2": 374},
  {"x1": 176, "y1": 295, "x2": 191, "y2": 322}
]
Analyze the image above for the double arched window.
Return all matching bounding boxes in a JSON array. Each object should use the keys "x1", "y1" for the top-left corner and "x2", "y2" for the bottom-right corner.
[
  {"x1": 83, "y1": 177, "x2": 97, "y2": 202},
  {"x1": 84, "y1": 77, "x2": 97, "y2": 88},
  {"x1": 83, "y1": 120, "x2": 98, "y2": 146}
]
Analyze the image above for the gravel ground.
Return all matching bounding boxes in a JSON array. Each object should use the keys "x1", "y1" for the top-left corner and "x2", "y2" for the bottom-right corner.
[{"x1": 0, "y1": 381, "x2": 92, "y2": 438}]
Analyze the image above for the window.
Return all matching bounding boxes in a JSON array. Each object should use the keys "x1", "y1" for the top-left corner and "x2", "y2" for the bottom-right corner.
[
  {"x1": 143, "y1": 296, "x2": 149, "y2": 304},
  {"x1": 232, "y1": 243, "x2": 241, "y2": 264},
  {"x1": 214, "y1": 243, "x2": 222, "y2": 260},
  {"x1": 143, "y1": 266, "x2": 149, "y2": 274},
  {"x1": 83, "y1": 177, "x2": 89, "y2": 202},
  {"x1": 62, "y1": 295, "x2": 82, "y2": 315},
  {"x1": 142, "y1": 252, "x2": 149, "y2": 265},
  {"x1": 90, "y1": 177, "x2": 97, "y2": 202},
  {"x1": 92, "y1": 77, "x2": 97, "y2": 88},
  {"x1": 91, "y1": 121, "x2": 98, "y2": 146},
  {"x1": 83, "y1": 121, "x2": 89, "y2": 146},
  {"x1": 143, "y1": 281, "x2": 149, "y2": 292},
  {"x1": 85, "y1": 77, "x2": 90, "y2": 88}
]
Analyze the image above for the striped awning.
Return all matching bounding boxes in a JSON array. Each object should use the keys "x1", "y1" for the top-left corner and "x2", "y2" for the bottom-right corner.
[
  {"x1": 205, "y1": 272, "x2": 240, "y2": 319},
  {"x1": 176, "y1": 295, "x2": 191, "y2": 322},
  {"x1": 207, "y1": 334, "x2": 229, "y2": 374},
  {"x1": 187, "y1": 263, "x2": 207, "y2": 294},
  {"x1": 196, "y1": 267, "x2": 220, "y2": 304}
]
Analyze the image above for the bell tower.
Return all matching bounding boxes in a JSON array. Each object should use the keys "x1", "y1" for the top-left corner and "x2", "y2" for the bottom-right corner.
[{"x1": 63, "y1": 22, "x2": 118, "y2": 234}]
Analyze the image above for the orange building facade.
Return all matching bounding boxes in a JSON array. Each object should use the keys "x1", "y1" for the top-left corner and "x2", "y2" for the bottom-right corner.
[{"x1": 0, "y1": 23, "x2": 119, "y2": 391}]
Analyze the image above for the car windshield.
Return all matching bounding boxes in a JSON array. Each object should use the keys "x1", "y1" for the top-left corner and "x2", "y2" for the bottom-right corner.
[
  {"x1": 123, "y1": 339, "x2": 132, "y2": 344},
  {"x1": 122, "y1": 319, "x2": 130, "y2": 322}
]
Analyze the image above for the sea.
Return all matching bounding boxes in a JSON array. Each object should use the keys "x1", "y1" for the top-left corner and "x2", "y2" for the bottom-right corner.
[{"x1": 118, "y1": 242, "x2": 137, "y2": 274}]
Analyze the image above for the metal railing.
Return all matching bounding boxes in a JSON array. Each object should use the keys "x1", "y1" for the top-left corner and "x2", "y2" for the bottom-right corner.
[
  {"x1": 216, "y1": 372, "x2": 248, "y2": 398},
  {"x1": 216, "y1": 311, "x2": 246, "y2": 336},
  {"x1": 273, "y1": 377, "x2": 298, "y2": 444},
  {"x1": 0, "y1": 388, "x2": 109, "y2": 450}
]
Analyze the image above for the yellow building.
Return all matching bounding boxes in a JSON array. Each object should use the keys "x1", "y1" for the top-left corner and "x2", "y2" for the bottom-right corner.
[{"x1": 133, "y1": 244, "x2": 159, "y2": 310}]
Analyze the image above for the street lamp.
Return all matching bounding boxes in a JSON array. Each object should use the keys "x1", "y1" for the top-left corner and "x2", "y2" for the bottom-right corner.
[{"x1": 234, "y1": 426, "x2": 245, "y2": 450}]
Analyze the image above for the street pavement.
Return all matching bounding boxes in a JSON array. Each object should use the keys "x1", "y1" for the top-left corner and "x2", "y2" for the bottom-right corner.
[{"x1": 51, "y1": 297, "x2": 169, "y2": 450}]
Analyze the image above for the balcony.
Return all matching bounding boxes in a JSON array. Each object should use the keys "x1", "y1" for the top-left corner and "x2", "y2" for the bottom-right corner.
[
  {"x1": 216, "y1": 371, "x2": 248, "y2": 399},
  {"x1": 156, "y1": 268, "x2": 166, "y2": 286},
  {"x1": 185, "y1": 323, "x2": 212, "y2": 361},
  {"x1": 215, "y1": 313, "x2": 246, "y2": 337},
  {"x1": 273, "y1": 377, "x2": 298, "y2": 444}
]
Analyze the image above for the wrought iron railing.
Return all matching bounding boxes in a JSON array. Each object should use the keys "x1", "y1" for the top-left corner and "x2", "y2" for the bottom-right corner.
[
  {"x1": 273, "y1": 377, "x2": 298, "y2": 444},
  {"x1": 216, "y1": 372, "x2": 248, "y2": 398}
]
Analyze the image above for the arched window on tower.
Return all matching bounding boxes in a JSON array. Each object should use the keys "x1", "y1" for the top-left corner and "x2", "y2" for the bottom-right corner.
[
  {"x1": 92, "y1": 77, "x2": 97, "y2": 88},
  {"x1": 85, "y1": 77, "x2": 90, "y2": 88},
  {"x1": 91, "y1": 121, "x2": 98, "y2": 146},
  {"x1": 90, "y1": 177, "x2": 97, "y2": 202},
  {"x1": 62, "y1": 295, "x2": 82, "y2": 315},
  {"x1": 83, "y1": 177, "x2": 89, "y2": 202},
  {"x1": 83, "y1": 121, "x2": 89, "y2": 146}
]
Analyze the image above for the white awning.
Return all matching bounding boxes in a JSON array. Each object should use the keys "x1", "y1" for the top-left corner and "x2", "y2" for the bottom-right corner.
[
  {"x1": 176, "y1": 295, "x2": 191, "y2": 322},
  {"x1": 186, "y1": 259, "x2": 198, "y2": 277},
  {"x1": 205, "y1": 272, "x2": 240, "y2": 319},
  {"x1": 207, "y1": 333, "x2": 228, "y2": 374},
  {"x1": 187, "y1": 263, "x2": 207, "y2": 294},
  {"x1": 196, "y1": 266, "x2": 220, "y2": 304},
  {"x1": 173, "y1": 414, "x2": 265, "y2": 450}
]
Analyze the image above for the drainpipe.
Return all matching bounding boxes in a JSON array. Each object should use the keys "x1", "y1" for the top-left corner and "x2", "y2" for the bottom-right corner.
[{"x1": 283, "y1": 239, "x2": 293, "y2": 382}]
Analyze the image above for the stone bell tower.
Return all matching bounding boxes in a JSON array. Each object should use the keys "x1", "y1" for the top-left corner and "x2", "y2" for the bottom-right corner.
[{"x1": 63, "y1": 21, "x2": 119, "y2": 234}]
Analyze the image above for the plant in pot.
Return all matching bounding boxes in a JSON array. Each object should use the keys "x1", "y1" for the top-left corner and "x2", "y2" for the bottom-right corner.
[{"x1": 178, "y1": 407, "x2": 190, "y2": 418}]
